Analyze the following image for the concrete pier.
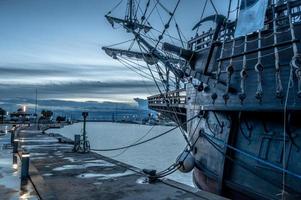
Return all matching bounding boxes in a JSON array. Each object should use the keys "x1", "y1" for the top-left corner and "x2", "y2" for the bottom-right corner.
[
  {"x1": 4, "y1": 126, "x2": 228, "y2": 200},
  {"x1": 0, "y1": 126, "x2": 38, "y2": 200}
]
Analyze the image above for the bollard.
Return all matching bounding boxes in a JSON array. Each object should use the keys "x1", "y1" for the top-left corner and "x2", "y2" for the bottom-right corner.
[
  {"x1": 82, "y1": 112, "x2": 89, "y2": 152},
  {"x1": 21, "y1": 151, "x2": 30, "y2": 183},
  {"x1": 73, "y1": 134, "x2": 80, "y2": 152},
  {"x1": 10, "y1": 132, "x2": 15, "y2": 144},
  {"x1": 13, "y1": 139, "x2": 19, "y2": 153},
  {"x1": 12, "y1": 154, "x2": 18, "y2": 170}
]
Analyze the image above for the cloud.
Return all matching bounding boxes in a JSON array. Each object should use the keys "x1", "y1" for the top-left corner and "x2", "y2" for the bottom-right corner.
[
  {"x1": 0, "y1": 61, "x2": 161, "y2": 102},
  {"x1": 0, "y1": 62, "x2": 128, "y2": 77},
  {"x1": 0, "y1": 62, "x2": 153, "y2": 86},
  {"x1": 0, "y1": 80, "x2": 158, "y2": 102}
]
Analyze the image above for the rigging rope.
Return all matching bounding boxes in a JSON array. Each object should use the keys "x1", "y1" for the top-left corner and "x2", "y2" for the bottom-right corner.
[
  {"x1": 117, "y1": 58, "x2": 161, "y2": 81},
  {"x1": 175, "y1": 22, "x2": 185, "y2": 48},
  {"x1": 199, "y1": 125, "x2": 301, "y2": 180},
  {"x1": 195, "y1": 0, "x2": 208, "y2": 34},
  {"x1": 154, "y1": 0, "x2": 181, "y2": 49},
  {"x1": 155, "y1": 5, "x2": 176, "y2": 46},
  {"x1": 105, "y1": 38, "x2": 135, "y2": 48},
  {"x1": 133, "y1": 0, "x2": 141, "y2": 20},
  {"x1": 136, "y1": 40, "x2": 191, "y2": 143},
  {"x1": 109, "y1": 125, "x2": 155, "y2": 158},
  {"x1": 198, "y1": 128, "x2": 298, "y2": 193},
  {"x1": 174, "y1": 18, "x2": 187, "y2": 42},
  {"x1": 219, "y1": 45, "x2": 293, "y2": 64},
  {"x1": 281, "y1": 49, "x2": 295, "y2": 198},
  {"x1": 107, "y1": 0, "x2": 124, "y2": 15},
  {"x1": 151, "y1": 26, "x2": 185, "y2": 43},
  {"x1": 91, "y1": 114, "x2": 199, "y2": 152},
  {"x1": 153, "y1": 113, "x2": 203, "y2": 179},
  {"x1": 135, "y1": 38, "x2": 177, "y2": 84},
  {"x1": 136, "y1": 41, "x2": 167, "y2": 93},
  {"x1": 209, "y1": 0, "x2": 218, "y2": 15},
  {"x1": 155, "y1": 0, "x2": 171, "y2": 15},
  {"x1": 138, "y1": 41, "x2": 164, "y2": 94},
  {"x1": 140, "y1": 0, "x2": 159, "y2": 28},
  {"x1": 140, "y1": 0, "x2": 151, "y2": 23}
]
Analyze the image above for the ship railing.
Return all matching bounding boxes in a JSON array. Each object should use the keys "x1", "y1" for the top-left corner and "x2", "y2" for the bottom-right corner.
[
  {"x1": 188, "y1": 0, "x2": 301, "y2": 52},
  {"x1": 147, "y1": 89, "x2": 186, "y2": 108},
  {"x1": 188, "y1": 29, "x2": 214, "y2": 51}
]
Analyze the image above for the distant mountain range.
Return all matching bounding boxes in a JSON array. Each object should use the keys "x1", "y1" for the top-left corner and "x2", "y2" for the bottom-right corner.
[{"x1": 0, "y1": 98, "x2": 154, "y2": 121}]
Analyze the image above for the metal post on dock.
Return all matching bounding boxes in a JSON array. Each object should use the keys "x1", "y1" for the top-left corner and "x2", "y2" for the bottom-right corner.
[
  {"x1": 82, "y1": 112, "x2": 88, "y2": 152},
  {"x1": 73, "y1": 134, "x2": 81, "y2": 152},
  {"x1": 11, "y1": 131, "x2": 15, "y2": 144},
  {"x1": 21, "y1": 151, "x2": 30, "y2": 184},
  {"x1": 82, "y1": 112, "x2": 90, "y2": 153},
  {"x1": 12, "y1": 154, "x2": 18, "y2": 170},
  {"x1": 72, "y1": 112, "x2": 90, "y2": 153},
  {"x1": 13, "y1": 139, "x2": 19, "y2": 153}
]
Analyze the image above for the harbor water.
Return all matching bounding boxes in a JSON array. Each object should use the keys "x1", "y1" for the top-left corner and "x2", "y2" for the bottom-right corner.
[{"x1": 48, "y1": 122, "x2": 194, "y2": 187}]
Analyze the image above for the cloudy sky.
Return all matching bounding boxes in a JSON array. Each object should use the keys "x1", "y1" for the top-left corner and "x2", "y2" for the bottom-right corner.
[{"x1": 0, "y1": 0, "x2": 230, "y2": 104}]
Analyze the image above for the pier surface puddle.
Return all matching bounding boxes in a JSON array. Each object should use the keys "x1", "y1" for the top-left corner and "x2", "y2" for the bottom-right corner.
[
  {"x1": 52, "y1": 161, "x2": 115, "y2": 171},
  {"x1": 76, "y1": 169, "x2": 134, "y2": 180}
]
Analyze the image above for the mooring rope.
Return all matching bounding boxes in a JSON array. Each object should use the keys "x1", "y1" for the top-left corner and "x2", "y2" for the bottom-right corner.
[{"x1": 91, "y1": 114, "x2": 199, "y2": 152}]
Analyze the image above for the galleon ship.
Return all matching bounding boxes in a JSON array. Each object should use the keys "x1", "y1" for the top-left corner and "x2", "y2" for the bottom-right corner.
[{"x1": 102, "y1": 0, "x2": 301, "y2": 199}]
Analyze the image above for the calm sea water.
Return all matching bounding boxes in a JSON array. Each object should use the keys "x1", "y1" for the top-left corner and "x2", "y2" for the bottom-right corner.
[{"x1": 50, "y1": 122, "x2": 194, "y2": 187}]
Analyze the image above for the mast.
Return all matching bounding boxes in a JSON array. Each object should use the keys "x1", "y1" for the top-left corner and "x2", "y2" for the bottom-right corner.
[{"x1": 129, "y1": 0, "x2": 133, "y2": 23}]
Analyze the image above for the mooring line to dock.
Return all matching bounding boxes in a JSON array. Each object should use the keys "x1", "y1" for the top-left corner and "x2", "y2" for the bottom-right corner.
[
  {"x1": 109, "y1": 125, "x2": 155, "y2": 158},
  {"x1": 91, "y1": 114, "x2": 199, "y2": 152}
]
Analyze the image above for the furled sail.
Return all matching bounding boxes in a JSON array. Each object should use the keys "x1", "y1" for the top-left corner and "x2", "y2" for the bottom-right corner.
[{"x1": 234, "y1": 0, "x2": 269, "y2": 37}]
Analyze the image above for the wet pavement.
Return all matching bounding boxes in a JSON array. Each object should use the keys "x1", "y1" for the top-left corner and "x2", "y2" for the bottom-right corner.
[
  {"x1": 0, "y1": 125, "x2": 39, "y2": 200},
  {"x1": 4, "y1": 125, "x2": 227, "y2": 200}
]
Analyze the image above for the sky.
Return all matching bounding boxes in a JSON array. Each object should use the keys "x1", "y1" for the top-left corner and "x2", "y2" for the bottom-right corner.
[{"x1": 0, "y1": 0, "x2": 231, "y2": 104}]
